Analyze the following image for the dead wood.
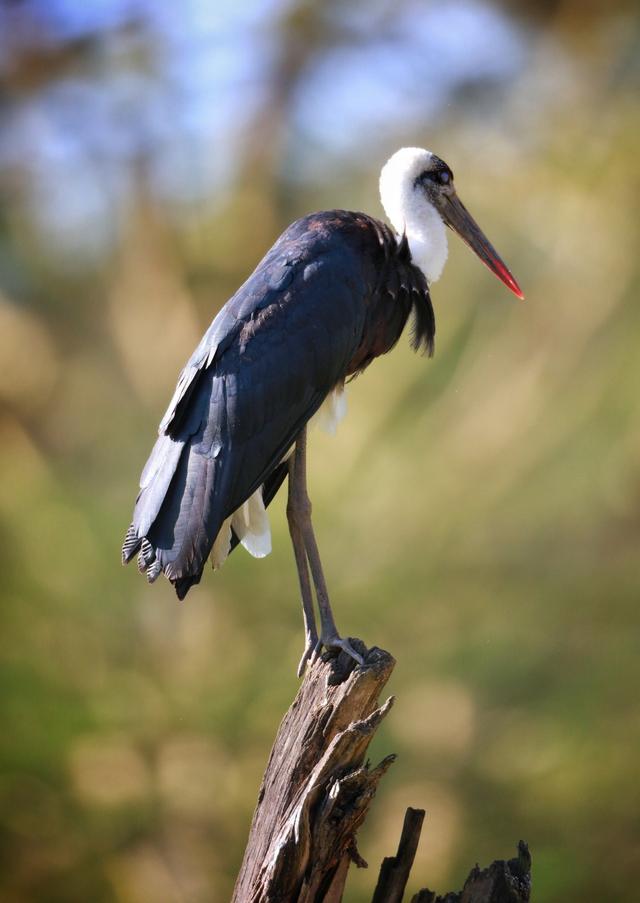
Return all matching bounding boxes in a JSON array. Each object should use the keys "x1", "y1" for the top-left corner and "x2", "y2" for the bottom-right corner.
[
  {"x1": 232, "y1": 640, "x2": 395, "y2": 903},
  {"x1": 232, "y1": 639, "x2": 531, "y2": 903},
  {"x1": 408, "y1": 839, "x2": 531, "y2": 903},
  {"x1": 372, "y1": 807, "x2": 425, "y2": 903}
]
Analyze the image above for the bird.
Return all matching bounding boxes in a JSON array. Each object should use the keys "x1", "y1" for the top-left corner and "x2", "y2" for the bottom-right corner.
[{"x1": 122, "y1": 146, "x2": 524, "y2": 675}]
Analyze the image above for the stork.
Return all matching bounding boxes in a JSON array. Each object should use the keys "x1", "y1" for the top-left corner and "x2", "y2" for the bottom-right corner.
[{"x1": 122, "y1": 147, "x2": 523, "y2": 674}]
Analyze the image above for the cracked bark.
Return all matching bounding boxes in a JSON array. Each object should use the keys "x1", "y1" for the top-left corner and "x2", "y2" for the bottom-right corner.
[{"x1": 232, "y1": 640, "x2": 393, "y2": 902}]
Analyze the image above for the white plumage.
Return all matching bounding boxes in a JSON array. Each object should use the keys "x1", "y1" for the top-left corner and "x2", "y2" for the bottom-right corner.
[
  {"x1": 379, "y1": 147, "x2": 449, "y2": 284},
  {"x1": 310, "y1": 384, "x2": 347, "y2": 436}
]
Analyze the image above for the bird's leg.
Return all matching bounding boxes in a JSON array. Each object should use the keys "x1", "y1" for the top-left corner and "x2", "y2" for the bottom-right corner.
[
  {"x1": 289, "y1": 427, "x2": 364, "y2": 668},
  {"x1": 287, "y1": 447, "x2": 318, "y2": 677}
]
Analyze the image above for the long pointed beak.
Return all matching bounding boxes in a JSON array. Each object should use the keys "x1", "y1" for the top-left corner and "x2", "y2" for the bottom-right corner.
[{"x1": 440, "y1": 193, "x2": 524, "y2": 300}]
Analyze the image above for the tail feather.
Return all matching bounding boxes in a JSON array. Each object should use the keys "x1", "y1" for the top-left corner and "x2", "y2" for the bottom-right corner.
[
  {"x1": 123, "y1": 434, "x2": 226, "y2": 598},
  {"x1": 137, "y1": 537, "x2": 156, "y2": 574},
  {"x1": 146, "y1": 558, "x2": 162, "y2": 584},
  {"x1": 173, "y1": 572, "x2": 202, "y2": 600},
  {"x1": 122, "y1": 523, "x2": 141, "y2": 564},
  {"x1": 123, "y1": 436, "x2": 290, "y2": 599},
  {"x1": 135, "y1": 435, "x2": 186, "y2": 536}
]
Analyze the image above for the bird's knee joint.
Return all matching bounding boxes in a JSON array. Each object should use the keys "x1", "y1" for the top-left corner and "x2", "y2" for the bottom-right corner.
[
  {"x1": 287, "y1": 495, "x2": 312, "y2": 523},
  {"x1": 300, "y1": 496, "x2": 312, "y2": 519}
]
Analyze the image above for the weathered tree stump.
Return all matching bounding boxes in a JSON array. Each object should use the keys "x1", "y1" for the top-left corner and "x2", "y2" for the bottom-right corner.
[
  {"x1": 232, "y1": 640, "x2": 394, "y2": 902},
  {"x1": 232, "y1": 640, "x2": 531, "y2": 902}
]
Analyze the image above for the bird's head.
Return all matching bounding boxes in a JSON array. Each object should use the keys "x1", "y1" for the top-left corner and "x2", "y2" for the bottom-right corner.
[{"x1": 380, "y1": 147, "x2": 523, "y2": 299}]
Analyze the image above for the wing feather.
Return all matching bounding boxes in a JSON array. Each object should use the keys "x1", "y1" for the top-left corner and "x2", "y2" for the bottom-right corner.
[{"x1": 123, "y1": 212, "x2": 375, "y2": 596}]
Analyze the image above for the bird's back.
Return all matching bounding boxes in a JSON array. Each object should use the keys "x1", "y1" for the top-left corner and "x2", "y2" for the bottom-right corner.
[{"x1": 122, "y1": 210, "x2": 434, "y2": 597}]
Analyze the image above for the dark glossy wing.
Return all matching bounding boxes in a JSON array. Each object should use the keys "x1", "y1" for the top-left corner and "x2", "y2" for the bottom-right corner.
[{"x1": 122, "y1": 212, "x2": 374, "y2": 597}]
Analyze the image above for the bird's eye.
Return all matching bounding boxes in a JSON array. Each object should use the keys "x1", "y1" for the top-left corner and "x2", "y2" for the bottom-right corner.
[{"x1": 420, "y1": 169, "x2": 452, "y2": 186}]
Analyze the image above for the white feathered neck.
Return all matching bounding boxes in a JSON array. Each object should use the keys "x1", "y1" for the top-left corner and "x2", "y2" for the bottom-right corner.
[{"x1": 379, "y1": 147, "x2": 449, "y2": 284}]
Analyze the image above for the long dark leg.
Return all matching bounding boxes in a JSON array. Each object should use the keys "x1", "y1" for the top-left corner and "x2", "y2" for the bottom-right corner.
[
  {"x1": 287, "y1": 448, "x2": 318, "y2": 677},
  {"x1": 288, "y1": 427, "x2": 363, "y2": 668}
]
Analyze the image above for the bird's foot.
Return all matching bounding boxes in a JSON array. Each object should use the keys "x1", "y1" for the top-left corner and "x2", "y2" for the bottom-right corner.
[
  {"x1": 311, "y1": 633, "x2": 365, "y2": 668},
  {"x1": 297, "y1": 629, "x2": 319, "y2": 678}
]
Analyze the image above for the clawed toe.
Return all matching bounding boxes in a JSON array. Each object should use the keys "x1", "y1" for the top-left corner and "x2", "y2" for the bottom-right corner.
[
  {"x1": 298, "y1": 633, "x2": 365, "y2": 675},
  {"x1": 320, "y1": 634, "x2": 364, "y2": 667},
  {"x1": 297, "y1": 632, "x2": 319, "y2": 677},
  {"x1": 327, "y1": 635, "x2": 364, "y2": 666}
]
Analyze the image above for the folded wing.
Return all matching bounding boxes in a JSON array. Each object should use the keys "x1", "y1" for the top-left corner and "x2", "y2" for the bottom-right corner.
[{"x1": 122, "y1": 213, "x2": 372, "y2": 598}]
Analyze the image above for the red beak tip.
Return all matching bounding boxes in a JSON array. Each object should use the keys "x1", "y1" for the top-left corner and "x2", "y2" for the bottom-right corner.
[
  {"x1": 489, "y1": 257, "x2": 524, "y2": 301},
  {"x1": 501, "y1": 270, "x2": 524, "y2": 301},
  {"x1": 501, "y1": 278, "x2": 524, "y2": 301}
]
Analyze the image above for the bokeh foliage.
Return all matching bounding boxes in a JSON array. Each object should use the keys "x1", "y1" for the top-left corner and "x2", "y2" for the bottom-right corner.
[{"x1": 0, "y1": 1, "x2": 639, "y2": 900}]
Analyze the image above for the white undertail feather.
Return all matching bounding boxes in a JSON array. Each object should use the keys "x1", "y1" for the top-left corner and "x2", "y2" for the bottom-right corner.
[
  {"x1": 210, "y1": 486, "x2": 272, "y2": 570},
  {"x1": 379, "y1": 147, "x2": 449, "y2": 284},
  {"x1": 210, "y1": 519, "x2": 232, "y2": 570},
  {"x1": 311, "y1": 385, "x2": 347, "y2": 436},
  {"x1": 232, "y1": 490, "x2": 272, "y2": 558}
]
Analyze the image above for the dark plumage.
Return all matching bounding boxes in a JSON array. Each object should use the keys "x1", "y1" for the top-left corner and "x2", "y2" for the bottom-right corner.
[
  {"x1": 122, "y1": 145, "x2": 524, "y2": 672},
  {"x1": 122, "y1": 209, "x2": 434, "y2": 598}
]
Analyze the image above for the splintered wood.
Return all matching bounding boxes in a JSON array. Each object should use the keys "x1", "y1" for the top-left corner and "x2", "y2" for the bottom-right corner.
[
  {"x1": 232, "y1": 642, "x2": 395, "y2": 902},
  {"x1": 232, "y1": 641, "x2": 531, "y2": 903}
]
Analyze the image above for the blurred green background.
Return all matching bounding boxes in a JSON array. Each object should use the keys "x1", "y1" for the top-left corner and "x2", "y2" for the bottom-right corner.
[{"x1": 1, "y1": 0, "x2": 639, "y2": 900}]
